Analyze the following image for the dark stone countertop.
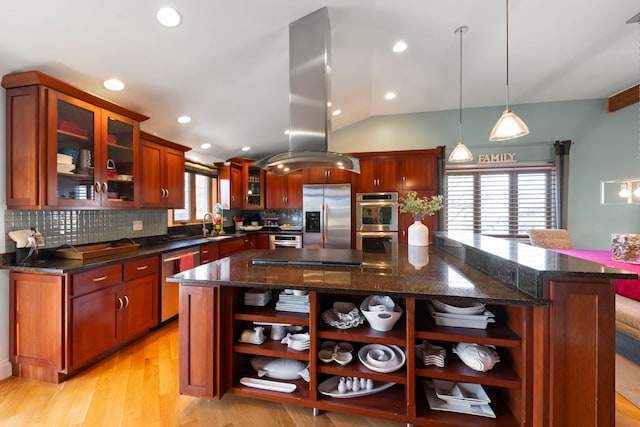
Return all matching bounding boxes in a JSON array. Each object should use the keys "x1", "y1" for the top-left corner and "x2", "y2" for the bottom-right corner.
[{"x1": 0, "y1": 233, "x2": 250, "y2": 274}]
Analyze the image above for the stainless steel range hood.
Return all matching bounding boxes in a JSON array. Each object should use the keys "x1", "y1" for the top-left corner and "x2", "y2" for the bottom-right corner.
[{"x1": 254, "y1": 7, "x2": 360, "y2": 175}]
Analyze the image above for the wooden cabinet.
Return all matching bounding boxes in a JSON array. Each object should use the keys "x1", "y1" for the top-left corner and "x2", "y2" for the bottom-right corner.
[
  {"x1": 219, "y1": 236, "x2": 250, "y2": 257},
  {"x1": 139, "y1": 132, "x2": 190, "y2": 208},
  {"x1": 180, "y1": 287, "x2": 531, "y2": 426},
  {"x1": 200, "y1": 242, "x2": 220, "y2": 264},
  {"x1": 266, "y1": 171, "x2": 303, "y2": 209},
  {"x1": 217, "y1": 162, "x2": 244, "y2": 210},
  {"x1": 352, "y1": 156, "x2": 398, "y2": 193},
  {"x1": 245, "y1": 165, "x2": 266, "y2": 209},
  {"x1": 10, "y1": 255, "x2": 159, "y2": 383},
  {"x1": 303, "y1": 167, "x2": 352, "y2": 184},
  {"x1": 254, "y1": 234, "x2": 270, "y2": 250},
  {"x1": 2, "y1": 70, "x2": 149, "y2": 209},
  {"x1": 401, "y1": 153, "x2": 438, "y2": 191}
]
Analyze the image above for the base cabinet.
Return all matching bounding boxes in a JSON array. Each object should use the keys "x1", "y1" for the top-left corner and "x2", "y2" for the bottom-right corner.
[{"x1": 179, "y1": 287, "x2": 532, "y2": 426}]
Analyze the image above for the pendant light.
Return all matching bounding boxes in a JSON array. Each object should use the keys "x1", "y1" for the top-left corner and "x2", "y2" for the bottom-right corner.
[
  {"x1": 448, "y1": 26, "x2": 474, "y2": 163},
  {"x1": 489, "y1": 0, "x2": 529, "y2": 141}
]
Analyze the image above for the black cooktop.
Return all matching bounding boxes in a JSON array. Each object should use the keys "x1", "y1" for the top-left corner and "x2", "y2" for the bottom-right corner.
[{"x1": 252, "y1": 248, "x2": 363, "y2": 267}]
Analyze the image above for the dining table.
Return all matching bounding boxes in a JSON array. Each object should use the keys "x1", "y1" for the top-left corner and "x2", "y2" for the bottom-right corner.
[{"x1": 552, "y1": 248, "x2": 640, "y2": 301}]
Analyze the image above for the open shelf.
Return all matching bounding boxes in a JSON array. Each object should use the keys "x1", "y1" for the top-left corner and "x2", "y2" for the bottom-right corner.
[
  {"x1": 234, "y1": 341, "x2": 309, "y2": 361},
  {"x1": 415, "y1": 314, "x2": 521, "y2": 348}
]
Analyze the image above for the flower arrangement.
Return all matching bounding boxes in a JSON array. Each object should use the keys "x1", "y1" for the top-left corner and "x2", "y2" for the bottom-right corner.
[{"x1": 399, "y1": 192, "x2": 444, "y2": 221}]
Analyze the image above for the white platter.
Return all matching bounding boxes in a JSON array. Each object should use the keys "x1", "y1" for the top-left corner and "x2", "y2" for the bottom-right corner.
[
  {"x1": 431, "y1": 299, "x2": 486, "y2": 315},
  {"x1": 432, "y1": 379, "x2": 491, "y2": 405},
  {"x1": 427, "y1": 304, "x2": 495, "y2": 329},
  {"x1": 318, "y1": 376, "x2": 395, "y2": 398},
  {"x1": 240, "y1": 225, "x2": 262, "y2": 231},
  {"x1": 427, "y1": 302, "x2": 495, "y2": 320},
  {"x1": 422, "y1": 380, "x2": 495, "y2": 418},
  {"x1": 240, "y1": 377, "x2": 296, "y2": 393},
  {"x1": 358, "y1": 344, "x2": 406, "y2": 373}
]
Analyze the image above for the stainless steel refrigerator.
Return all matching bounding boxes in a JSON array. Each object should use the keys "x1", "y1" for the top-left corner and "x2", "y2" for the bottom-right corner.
[{"x1": 303, "y1": 184, "x2": 352, "y2": 249}]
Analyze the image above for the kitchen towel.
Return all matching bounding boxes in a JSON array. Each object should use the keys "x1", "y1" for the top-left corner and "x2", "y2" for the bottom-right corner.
[{"x1": 178, "y1": 253, "x2": 195, "y2": 272}]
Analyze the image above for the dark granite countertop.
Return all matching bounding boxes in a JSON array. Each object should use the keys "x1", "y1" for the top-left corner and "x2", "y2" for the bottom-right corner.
[{"x1": 0, "y1": 233, "x2": 250, "y2": 274}]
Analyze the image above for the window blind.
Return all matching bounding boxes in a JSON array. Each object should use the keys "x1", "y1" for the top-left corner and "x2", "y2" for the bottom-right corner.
[{"x1": 446, "y1": 165, "x2": 557, "y2": 237}]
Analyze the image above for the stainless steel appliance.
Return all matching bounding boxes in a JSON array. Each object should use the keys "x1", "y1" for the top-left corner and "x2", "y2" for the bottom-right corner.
[
  {"x1": 303, "y1": 183, "x2": 351, "y2": 249},
  {"x1": 269, "y1": 234, "x2": 302, "y2": 249},
  {"x1": 356, "y1": 231, "x2": 398, "y2": 268},
  {"x1": 161, "y1": 247, "x2": 201, "y2": 322},
  {"x1": 356, "y1": 192, "x2": 399, "y2": 232}
]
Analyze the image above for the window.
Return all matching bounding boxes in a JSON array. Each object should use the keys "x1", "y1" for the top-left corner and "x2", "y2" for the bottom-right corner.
[
  {"x1": 171, "y1": 162, "x2": 218, "y2": 225},
  {"x1": 446, "y1": 165, "x2": 557, "y2": 238}
]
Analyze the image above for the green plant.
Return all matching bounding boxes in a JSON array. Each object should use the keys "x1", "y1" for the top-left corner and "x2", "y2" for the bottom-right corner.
[{"x1": 399, "y1": 192, "x2": 444, "y2": 220}]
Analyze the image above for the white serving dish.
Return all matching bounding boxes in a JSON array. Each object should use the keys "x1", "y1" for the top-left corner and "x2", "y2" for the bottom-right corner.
[
  {"x1": 360, "y1": 296, "x2": 403, "y2": 332},
  {"x1": 250, "y1": 356, "x2": 310, "y2": 382},
  {"x1": 240, "y1": 225, "x2": 262, "y2": 231},
  {"x1": 431, "y1": 299, "x2": 486, "y2": 315},
  {"x1": 427, "y1": 304, "x2": 495, "y2": 329},
  {"x1": 358, "y1": 344, "x2": 406, "y2": 373},
  {"x1": 422, "y1": 380, "x2": 495, "y2": 418},
  {"x1": 318, "y1": 376, "x2": 395, "y2": 398},
  {"x1": 432, "y1": 379, "x2": 491, "y2": 405},
  {"x1": 240, "y1": 377, "x2": 296, "y2": 393},
  {"x1": 427, "y1": 302, "x2": 495, "y2": 320}
]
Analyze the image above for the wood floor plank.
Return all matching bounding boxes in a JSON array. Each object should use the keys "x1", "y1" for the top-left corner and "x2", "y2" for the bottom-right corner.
[{"x1": 0, "y1": 320, "x2": 637, "y2": 426}]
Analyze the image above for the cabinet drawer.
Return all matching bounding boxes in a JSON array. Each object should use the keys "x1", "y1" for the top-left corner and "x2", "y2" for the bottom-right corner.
[
  {"x1": 124, "y1": 255, "x2": 159, "y2": 281},
  {"x1": 219, "y1": 238, "x2": 246, "y2": 257},
  {"x1": 72, "y1": 264, "x2": 122, "y2": 296}
]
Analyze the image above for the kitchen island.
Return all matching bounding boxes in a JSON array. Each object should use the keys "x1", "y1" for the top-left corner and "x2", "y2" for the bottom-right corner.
[{"x1": 169, "y1": 232, "x2": 636, "y2": 427}]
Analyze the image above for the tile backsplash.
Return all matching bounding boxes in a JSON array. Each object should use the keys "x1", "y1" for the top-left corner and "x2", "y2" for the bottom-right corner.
[{"x1": 4, "y1": 209, "x2": 168, "y2": 252}]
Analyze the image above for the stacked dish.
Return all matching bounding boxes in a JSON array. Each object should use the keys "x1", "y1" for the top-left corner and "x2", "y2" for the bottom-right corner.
[
  {"x1": 359, "y1": 295, "x2": 403, "y2": 332},
  {"x1": 422, "y1": 379, "x2": 495, "y2": 418},
  {"x1": 358, "y1": 344, "x2": 406, "y2": 373},
  {"x1": 428, "y1": 300, "x2": 495, "y2": 329},
  {"x1": 415, "y1": 340, "x2": 446, "y2": 367},
  {"x1": 321, "y1": 301, "x2": 365, "y2": 329},
  {"x1": 280, "y1": 332, "x2": 310, "y2": 351},
  {"x1": 244, "y1": 288, "x2": 271, "y2": 306},
  {"x1": 275, "y1": 289, "x2": 309, "y2": 313}
]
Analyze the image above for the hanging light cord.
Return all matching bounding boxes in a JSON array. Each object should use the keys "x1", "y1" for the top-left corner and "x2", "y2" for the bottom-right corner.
[
  {"x1": 505, "y1": 0, "x2": 510, "y2": 110},
  {"x1": 459, "y1": 26, "x2": 464, "y2": 142}
]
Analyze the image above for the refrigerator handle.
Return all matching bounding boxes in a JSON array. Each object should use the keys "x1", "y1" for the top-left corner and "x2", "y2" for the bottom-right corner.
[{"x1": 323, "y1": 202, "x2": 328, "y2": 243}]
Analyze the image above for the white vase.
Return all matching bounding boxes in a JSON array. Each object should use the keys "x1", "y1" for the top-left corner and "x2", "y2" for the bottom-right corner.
[{"x1": 408, "y1": 219, "x2": 429, "y2": 246}]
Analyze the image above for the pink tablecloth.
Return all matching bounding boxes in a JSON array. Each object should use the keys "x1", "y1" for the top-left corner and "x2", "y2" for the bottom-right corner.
[{"x1": 552, "y1": 249, "x2": 640, "y2": 301}]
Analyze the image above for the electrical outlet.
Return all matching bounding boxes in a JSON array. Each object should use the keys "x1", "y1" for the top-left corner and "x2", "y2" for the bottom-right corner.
[{"x1": 133, "y1": 220, "x2": 143, "y2": 231}]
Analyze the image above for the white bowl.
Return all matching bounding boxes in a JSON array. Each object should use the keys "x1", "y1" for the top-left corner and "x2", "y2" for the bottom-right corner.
[
  {"x1": 358, "y1": 344, "x2": 406, "y2": 373},
  {"x1": 365, "y1": 346, "x2": 397, "y2": 369},
  {"x1": 360, "y1": 296, "x2": 403, "y2": 332},
  {"x1": 431, "y1": 299, "x2": 486, "y2": 315}
]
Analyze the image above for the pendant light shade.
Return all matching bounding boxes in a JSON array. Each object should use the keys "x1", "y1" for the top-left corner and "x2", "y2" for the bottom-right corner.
[
  {"x1": 489, "y1": 0, "x2": 529, "y2": 142},
  {"x1": 448, "y1": 26, "x2": 473, "y2": 163}
]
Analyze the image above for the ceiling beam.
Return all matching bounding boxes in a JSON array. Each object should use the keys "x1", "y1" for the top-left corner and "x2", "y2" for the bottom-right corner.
[{"x1": 607, "y1": 84, "x2": 639, "y2": 113}]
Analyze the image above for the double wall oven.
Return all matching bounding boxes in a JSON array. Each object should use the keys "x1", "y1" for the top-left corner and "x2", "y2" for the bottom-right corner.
[{"x1": 355, "y1": 192, "x2": 399, "y2": 268}]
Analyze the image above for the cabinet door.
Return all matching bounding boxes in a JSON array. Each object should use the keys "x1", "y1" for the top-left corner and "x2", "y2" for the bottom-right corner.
[
  {"x1": 245, "y1": 166, "x2": 265, "y2": 209},
  {"x1": 71, "y1": 285, "x2": 119, "y2": 368},
  {"x1": 100, "y1": 110, "x2": 138, "y2": 208},
  {"x1": 285, "y1": 171, "x2": 303, "y2": 208},
  {"x1": 219, "y1": 163, "x2": 243, "y2": 209},
  {"x1": 47, "y1": 90, "x2": 101, "y2": 208},
  {"x1": 266, "y1": 172, "x2": 286, "y2": 209},
  {"x1": 139, "y1": 139, "x2": 164, "y2": 207},
  {"x1": 402, "y1": 154, "x2": 437, "y2": 190},
  {"x1": 303, "y1": 167, "x2": 328, "y2": 184},
  {"x1": 354, "y1": 158, "x2": 397, "y2": 193},
  {"x1": 122, "y1": 274, "x2": 157, "y2": 341},
  {"x1": 164, "y1": 146, "x2": 186, "y2": 208}
]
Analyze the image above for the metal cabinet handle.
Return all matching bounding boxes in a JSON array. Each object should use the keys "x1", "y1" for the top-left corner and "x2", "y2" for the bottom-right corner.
[
  {"x1": 92, "y1": 275, "x2": 108, "y2": 282},
  {"x1": 124, "y1": 295, "x2": 129, "y2": 308},
  {"x1": 94, "y1": 182, "x2": 101, "y2": 193},
  {"x1": 136, "y1": 265, "x2": 149, "y2": 271},
  {"x1": 117, "y1": 297, "x2": 124, "y2": 310},
  {"x1": 102, "y1": 182, "x2": 108, "y2": 193},
  {"x1": 165, "y1": 189, "x2": 169, "y2": 198},
  {"x1": 201, "y1": 249, "x2": 209, "y2": 255}
]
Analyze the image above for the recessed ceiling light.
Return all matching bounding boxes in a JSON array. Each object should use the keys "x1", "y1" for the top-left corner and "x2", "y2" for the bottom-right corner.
[
  {"x1": 277, "y1": 164, "x2": 284, "y2": 169},
  {"x1": 200, "y1": 143, "x2": 211, "y2": 149},
  {"x1": 385, "y1": 92, "x2": 396, "y2": 100},
  {"x1": 157, "y1": 8, "x2": 182, "y2": 27},
  {"x1": 242, "y1": 146, "x2": 251, "y2": 151},
  {"x1": 103, "y1": 78, "x2": 124, "y2": 91},
  {"x1": 177, "y1": 116, "x2": 191, "y2": 124},
  {"x1": 392, "y1": 41, "x2": 407, "y2": 53},
  {"x1": 332, "y1": 109, "x2": 342, "y2": 116}
]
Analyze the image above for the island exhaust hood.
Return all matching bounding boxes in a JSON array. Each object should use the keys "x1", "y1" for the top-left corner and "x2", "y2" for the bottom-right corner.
[{"x1": 254, "y1": 8, "x2": 360, "y2": 175}]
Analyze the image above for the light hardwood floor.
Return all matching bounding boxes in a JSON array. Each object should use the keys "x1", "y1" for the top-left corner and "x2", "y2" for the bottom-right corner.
[{"x1": 0, "y1": 321, "x2": 638, "y2": 426}]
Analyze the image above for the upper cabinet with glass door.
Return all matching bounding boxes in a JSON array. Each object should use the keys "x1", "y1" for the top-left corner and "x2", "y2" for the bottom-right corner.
[{"x1": 2, "y1": 70, "x2": 148, "y2": 209}]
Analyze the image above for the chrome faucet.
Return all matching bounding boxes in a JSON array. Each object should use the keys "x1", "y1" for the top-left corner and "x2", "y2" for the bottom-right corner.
[{"x1": 202, "y1": 212, "x2": 214, "y2": 236}]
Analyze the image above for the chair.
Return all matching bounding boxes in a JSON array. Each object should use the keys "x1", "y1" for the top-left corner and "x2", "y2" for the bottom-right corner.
[{"x1": 527, "y1": 229, "x2": 574, "y2": 249}]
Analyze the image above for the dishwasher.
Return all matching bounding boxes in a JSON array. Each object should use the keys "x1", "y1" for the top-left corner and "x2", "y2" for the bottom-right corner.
[{"x1": 161, "y1": 247, "x2": 201, "y2": 323}]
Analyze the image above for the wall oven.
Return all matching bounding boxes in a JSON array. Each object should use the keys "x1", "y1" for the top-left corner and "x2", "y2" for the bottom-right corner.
[
  {"x1": 269, "y1": 234, "x2": 302, "y2": 249},
  {"x1": 356, "y1": 231, "x2": 398, "y2": 268},
  {"x1": 355, "y1": 192, "x2": 398, "y2": 232}
]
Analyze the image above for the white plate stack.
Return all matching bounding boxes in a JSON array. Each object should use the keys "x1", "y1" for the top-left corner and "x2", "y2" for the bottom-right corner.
[
  {"x1": 57, "y1": 153, "x2": 75, "y2": 173},
  {"x1": 280, "y1": 332, "x2": 310, "y2": 351},
  {"x1": 415, "y1": 340, "x2": 446, "y2": 367},
  {"x1": 275, "y1": 289, "x2": 309, "y2": 313},
  {"x1": 244, "y1": 288, "x2": 271, "y2": 306},
  {"x1": 422, "y1": 379, "x2": 495, "y2": 418},
  {"x1": 428, "y1": 300, "x2": 496, "y2": 329}
]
